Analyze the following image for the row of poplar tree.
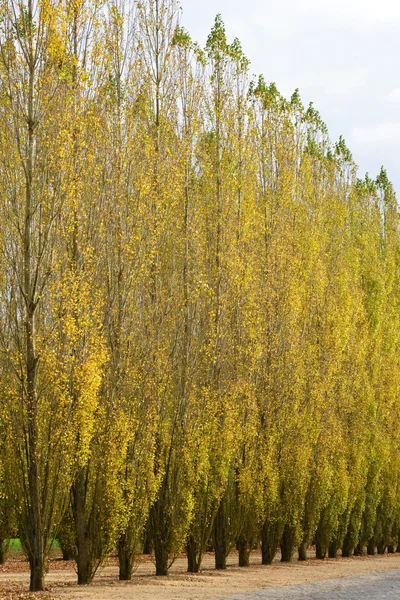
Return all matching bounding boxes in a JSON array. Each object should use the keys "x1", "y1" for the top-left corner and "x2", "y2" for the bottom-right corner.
[{"x1": 0, "y1": 0, "x2": 399, "y2": 592}]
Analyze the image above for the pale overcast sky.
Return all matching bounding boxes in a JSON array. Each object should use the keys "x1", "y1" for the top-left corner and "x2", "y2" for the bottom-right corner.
[{"x1": 181, "y1": 0, "x2": 400, "y2": 192}]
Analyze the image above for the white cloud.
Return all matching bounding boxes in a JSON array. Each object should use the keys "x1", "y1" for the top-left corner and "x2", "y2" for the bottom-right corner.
[
  {"x1": 299, "y1": 69, "x2": 368, "y2": 96},
  {"x1": 224, "y1": 19, "x2": 243, "y2": 35},
  {"x1": 298, "y1": 0, "x2": 400, "y2": 24},
  {"x1": 352, "y1": 122, "x2": 400, "y2": 144},
  {"x1": 386, "y1": 88, "x2": 400, "y2": 103},
  {"x1": 252, "y1": 0, "x2": 400, "y2": 28}
]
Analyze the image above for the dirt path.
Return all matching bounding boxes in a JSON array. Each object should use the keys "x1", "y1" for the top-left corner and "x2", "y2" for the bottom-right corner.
[
  {"x1": 2, "y1": 552, "x2": 400, "y2": 599},
  {"x1": 214, "y1": 569, "x2": 400, "y2": 599}
]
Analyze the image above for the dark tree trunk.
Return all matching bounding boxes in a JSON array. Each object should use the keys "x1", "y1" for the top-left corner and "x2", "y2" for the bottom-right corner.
[
  {"x1": 388, "y1": 545, "x2": 395, "y2": 554},
  {"x1": 298, "y1": 541, "x2": 307, "y2": 561},
  {"x1": 154, "y1": 542, "x2": 169, "y2": 576},
  {"x1": 187, "y1": 535, "x2": 200, "y2": 573},
  {"x1": 0, "y1": 540, "x2": 5, "y2": 565},
  {"x1": 341, "y1": 531, "x2": 355, "y2": 558},
  {"x1": 143, "y1": 521, "x2": 153, "y2": 555},
  {"x1": 261, "y1": 520, "x2": 281, "y2": 565},
  {"x1": 377, "y1": 540, "x2": 386, "y2": 555},
  {"x1": 280, "y1": 524, "x2": 296, "y2": 563},
  {"x1": 316, "y1": 543, "x2": 326, "y2": 560},
  {"x1": 29, "y1": 553, "x2": 45, "y2": 592},
  {"x1": 214, "y1": 502, "x2": 227, "y2": 570},
  {"x1": 354, "y1": 542, "x2": 363, "y2": 556},
  {"x1": 315, "y1": 518, "x2": 329, "y2": 560},
  {"x1": 328, "y1": 541, "x2": 339, "y2": 558},
  {"x1": 77, "y1": 558, "x2": 93, "y2": 585},
  {"x1": 143, "y1": 533, "x2": 152, "y2": 555},
  {"x1": 151, "y1": 500, "x2": 170, "y2": 576},
  {"x1": 58, "y1": 511, "x2": 77, "y2": 562},
  {"x1": 238, "y1": 536, "x2": 250, "y2": 567},
  {"x1": 153, "y1": 512, "x2": 169, "y2": 577},
  {"x1": 62, "y1": 548, "x2": 74, "y2": 561},
  {"x1": 367, "y1": 539, "x2": 376, "y2": 555},
  {"x1": 75, "y1": 539, "x2": 91, "y2": 582},
  {"x1": 118, "y1": 533, "x2": 134, "y2": 581},
  {"x1": 23, "y1": 5, "x2": 45, "y2": 591},
  {"x1": 73, "y1": 470, "x2": 95, "y2": 585}
]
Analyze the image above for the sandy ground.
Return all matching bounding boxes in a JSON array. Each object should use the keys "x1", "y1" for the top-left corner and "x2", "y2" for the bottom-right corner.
[
  {"x1": 215, "y1": 569, "x2": 400, "y2": 599},
  {"x1": 2, "y1": 551, "x2": 400, "y2": 599}
]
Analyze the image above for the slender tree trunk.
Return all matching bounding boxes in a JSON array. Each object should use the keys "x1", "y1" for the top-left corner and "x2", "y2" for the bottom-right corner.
[
  {"x1": 187, "y1": 535, "x2": 200, "y2": 573},
  {"x1": 388, "y1": 545, "x2": 395, "y2": 554},
  {"x1": 214, "y1": 502, "x2": 227, "y2": 570},
  {"x1": 341, "y1": 531, "x2": 355, "y2": 558},
  {"x1": 328, "y1": 541, "x2": 339, "y2": 558},
  {"x1": 29, "y1": 554, "x2": 45, "y2": 592},
  {"x1": 25, "y1": 5, "x2": 44, "y2": 586},
  {"x1": 76, "y1": 557, "x2": 92, "y2": 585},
  {"x1": 118, "y1": 551, "x2": 132, "y2": 581},
  {"x1": 377, "y1": 540, "x2": 386, "y2": 555},
  {"x1": 238, "y1": 536, "x2": 251, "y2": 567},
  {"x1": 143, "y1": 528, "x2": 152, "y2": 555},
  {"x1": 58, "y1": 509, "x2": 76, "y2": 562},
  {"x1": 0, "y1": 537, "x2": 8, "y2": 566},
  {"x1": 62, "y1": 549, "x2": 74, "y2": 561},
  {"x1": 153, "y1": 530, "x2": 169, "y2": 576},
  {"x1": 69, "y1": 6, "x2": 94, "y2": 587},
  {"x1": 73, "y1": 470, "x2": 94, "y2": 585},
  {"x1": 280, "y1": 524, "x2": 296, "y2": 562},
  {"x1": 261, "y1": 520, "x2": 281, "y2": 565},
  {"x1": 354, "y1": 542, "x2": 363, "y2": 556},
  {"x1": 298, "y1": 541, "x2": 307, "y2": 561},
  {"x1": 150, "y1": 494, "x2": 170, "y2": 577},
  {"x1": 315, "y1": 516, "x2": 330, "y2": 561},
  {"x1": 118, "y1": 531, "x2": 134, "y2": 581},
  {"x1": 26, "y1": 321, "x2": 43, "y2": 592},
  {"x1": 315, "y1": 543, "x2": 326, "y2": 560},
  {"x1": 367, "y1": 539, "x2": 376, "y2": 555}
]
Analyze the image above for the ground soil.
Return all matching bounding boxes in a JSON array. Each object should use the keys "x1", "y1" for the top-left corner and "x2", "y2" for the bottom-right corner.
[{"x1": 2, "y1": 549, "x2": 400, "y2": 600}]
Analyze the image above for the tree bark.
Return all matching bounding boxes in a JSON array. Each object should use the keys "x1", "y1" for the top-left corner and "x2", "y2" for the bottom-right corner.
[
  {"x1": 280, "y1": 523, "x2": 296, "y2": 562},
  {"x1": 341, "y1": 531, "x2": 355, "y2": 558},
  {"x1": 316, "y1": 543, "x2": 326, "y2": 560},
  {"x1": 62, "y1": 548, "x2": 74, "y2": 561},
  {"x1": 328, "y1": 541, "x2": 339, "y2": 558},
  {"x1": 118, "y1": 531, "x2": 134, "y2": 581},
  {"x1": 298, "y1": 541, "x2": 307, "y2": 561},
  {"x1": 261, "y1": 520, "x2": 281, "y2": 565},
  {"x1": 354, "y1": 542, "x2": 363, "y2": 556},
  {"x1": 214, "y1": 502, "x2": 227, "y2": 570},
  {"x1": 150, "y1": 493, "x2": 170, "y2": 577},
  {"x1": 187, "y1": 535, "x2": 200, "y2": 573},
  {"x1": 367, "y1": 539, "x2": 376, "y2": 555},
  {"x1": 24, "y1": 4, "x2": 45, "y2": 587},
  {"x1": 315, "y1": 517, "x2": 331, "y2": 561},
  {"x1": 143, "y1": 523, "x2": 152, "y2": 555},
  {"x1": 238, "y1": 536, "x2": 251, "y2": 567},
  {"x1": 73, "y1": 470, "x2": 94, "y2": 585},
  {"x1": 154, "y1": 532, "x2": 169, "y2": 576},
  {"x1": 377, "y1": 540, "x2": 386, "y2": 555},
  {"x1": 29, "y1": 553, "x2": 45, "y2": 592}
]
